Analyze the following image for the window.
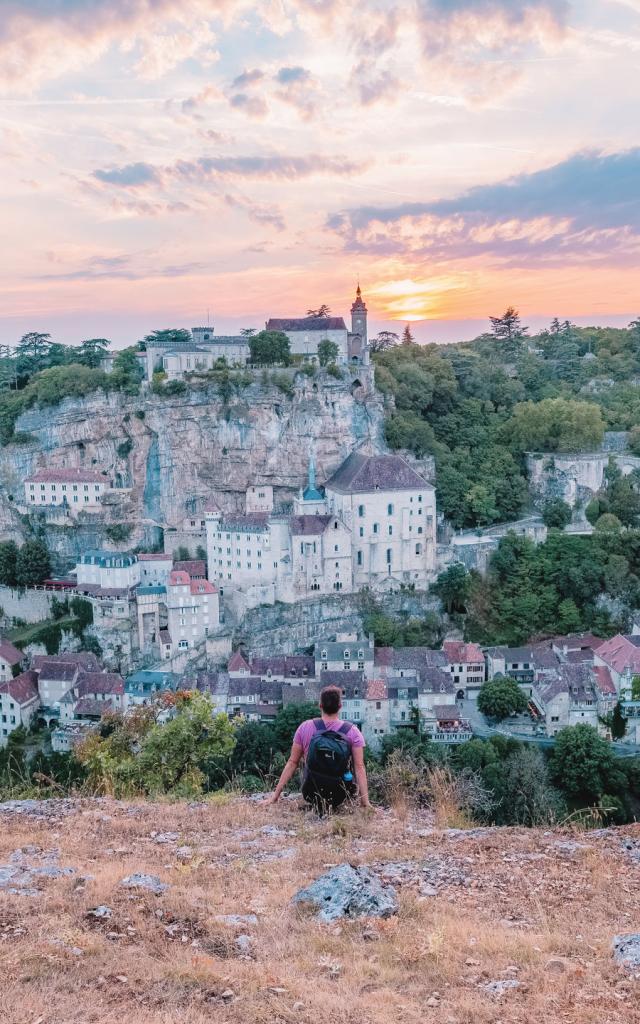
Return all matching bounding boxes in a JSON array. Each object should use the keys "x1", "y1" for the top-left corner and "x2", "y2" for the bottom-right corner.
[
  {"x1": 415, "y1": 543, "x2": 422, "y2": 555},
  {"x1": 373, "y1": 523, "x2": 379, "y2": 534},
  {"x1": 178, "y1": 640, "x2": 189, "y2": 649},
  {"x1": 386, "y1": 548, "x2": 392, "y2": 564},
  {"x1": 334, "y1": 545, "x2": 339, "y2": 552},
  {"x1": 358, "y1": 505, "x2": 365, "y2": 517},
  {"x1": 321, "y1": 650, "x2": 327, "y2": 659},
  {"x1": 387, "y1": 503, "x2": 394, "y2": 515},
  {"x1": 359, "y1": 526, "x2": 364, "y2": 537},
  {"x1": 388, "y1": 525, "x2": 393, "y2": 536},
  {"x1": 357, "y1": 550, "x2": 363, "y2": 566}
]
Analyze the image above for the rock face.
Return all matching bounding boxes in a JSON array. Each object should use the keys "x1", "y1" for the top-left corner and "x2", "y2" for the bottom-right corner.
[
  {"x1": 0, "y1": 370, "x2": 385, "y2": 566},
  {"x1": 120, "y1": 873, "x2": 168, "y2": 895},
  {"x1": 292, "y1": 863, "x2": 398, "y2": 922}
]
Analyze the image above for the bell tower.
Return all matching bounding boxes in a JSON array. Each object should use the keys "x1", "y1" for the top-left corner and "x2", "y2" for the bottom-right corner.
[{"x1": 350, "y1": 283, "x2": 367, "y2": 347}]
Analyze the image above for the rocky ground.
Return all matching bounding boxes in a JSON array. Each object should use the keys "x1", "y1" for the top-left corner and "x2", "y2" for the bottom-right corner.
[{"x1": 0, "y1": 796, "x2": 639, "y2": 1023}]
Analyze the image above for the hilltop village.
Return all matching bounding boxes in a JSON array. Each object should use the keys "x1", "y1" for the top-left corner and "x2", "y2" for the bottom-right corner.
[{"x1": 2, "y1": 291, "x2": 640, "y2": 771}]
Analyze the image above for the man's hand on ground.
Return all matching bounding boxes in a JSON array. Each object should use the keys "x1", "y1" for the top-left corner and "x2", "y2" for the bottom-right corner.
[{"x1": 264, "y1": 792, "x2": 279, "y2": 805}]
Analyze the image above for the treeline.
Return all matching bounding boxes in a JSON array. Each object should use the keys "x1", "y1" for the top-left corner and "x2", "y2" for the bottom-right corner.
[
  {"x1": 375, "y1": 313, "x2": 640, "y2": 529},
  {"x1": 0, "y1": 332, "x2": 143, "y2": 444},
  {"x1": 2, "y1": 692, "x2": 638, "y2": 828}
]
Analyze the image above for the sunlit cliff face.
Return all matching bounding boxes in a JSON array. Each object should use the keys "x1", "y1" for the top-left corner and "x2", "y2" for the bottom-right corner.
[{"x1": 0, "y1": 0, "x2": 639, "y2": 344}]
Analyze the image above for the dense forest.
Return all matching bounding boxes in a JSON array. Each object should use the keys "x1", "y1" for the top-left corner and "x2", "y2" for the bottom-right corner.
[{"x1": 375, "y1": 311, "x2": 640, "y2": 529}]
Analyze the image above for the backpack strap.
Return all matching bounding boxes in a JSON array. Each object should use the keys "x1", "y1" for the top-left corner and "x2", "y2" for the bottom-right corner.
[
  {"x1": 313, "y1": 718, "x2": 327, "y2": 732},
  {"x1": 338, "y1": 721, "x2": 353, "y2": 736}
]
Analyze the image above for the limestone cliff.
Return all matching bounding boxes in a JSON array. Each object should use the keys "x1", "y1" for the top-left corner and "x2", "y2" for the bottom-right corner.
[{"x1": 0, "y1": 369, "x2": 386, "y2": 566}]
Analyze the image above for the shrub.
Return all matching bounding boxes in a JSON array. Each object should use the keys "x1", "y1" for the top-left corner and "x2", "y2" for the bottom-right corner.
[
  {"x1": 477, "y1": 676, "x2": 528, "y2": 721},
  {"x1": 105, "y1": 523, "x2": 133, "y2": 543},
  {"x1": 116, "y1": 438, "x2": 133, "y2": 459},
  {"x1": 542, "y1": 498, "x2": 572, "y2": 529},
  {"x1": 271, "y1": 372, "x2": 294, "y2": 396},
  {"x1": 326, "y1": 362, "x2": 342, "y2": 379}
]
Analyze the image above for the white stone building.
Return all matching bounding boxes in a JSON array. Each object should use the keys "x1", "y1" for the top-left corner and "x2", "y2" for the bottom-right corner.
[
  {"x1": 206, "y1": 448, "x2": 437, "y2": 609},
  {"x1": 0, "y1": 671, "x2": 39, "y2": 746},
  {"x1": 165, "y1": 570, "x2": 219, "y2": 655},
  {"x1": 75, "y1": 550, "x2": 141, "y2": 591},
  {"x1": 265, "y1": 315, "x2": 349, "y2": 363},
  {"x1": 25, "y1": 468, "x2": 108, "y2": 509},
  {"x1": 138, "y1": 553, "x2": 174, "y2": 586},
  {"x1": 0, "y1": 639, "x2": 23, "y2": 682},
  {"x1": 324, "y1": 449, "x2": 437, "y2": 589}
]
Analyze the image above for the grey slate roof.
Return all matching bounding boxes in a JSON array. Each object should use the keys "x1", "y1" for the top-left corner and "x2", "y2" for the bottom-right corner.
[
  {"x1": 325, "y1": 452, "x2": 432, "y2": 494},
  {"x1": 266, "y1": 317, "x2": 346, "y2": 332},
  {"x1": 289, "y1": 515, "x2": 332, "y2": 535}
]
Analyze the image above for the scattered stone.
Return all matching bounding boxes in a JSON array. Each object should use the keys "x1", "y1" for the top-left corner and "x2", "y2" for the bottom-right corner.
[
  {"x1": 292, "y1": 1001, "x2": 305, "y2": 1012},
  {"x1": 373, "y1": 856, "x2": 469, "y2": 892},
  {"x1": 293, "y1": 864, "x2": 398, "y2": 922},
  {"x1": 120, "y1": 873, "x2": 168, "y2": 895},
  {"x1": 621, "y1": 838, "x2": 640, "y2": 865},
  {"x1": 153, "y1": 832, "x2": 179, "y2": 845},
  {"x1": 176, "y1": 846, "x2": 193, "y2": 861},
  {"x1": 613, "y1": 934, "x2": 640, "y2": 970},
  {"x1": 482, "y1": 979, "x2": 521, "y2": 997},
  {"x1": 87, "y1": 905, "x2": 113, "y2": 920},
  {"x1": 234, "y1": 934, "x2": 252, "y2": 955},
  {"x1": 0, "y1": 848, "x2": 76, "y2": 896},
  {"x1": 426, "y1": 995, "x2": 440, "y2": 1007},
  {"x1": 220, "y1": 989, "x2": 235, "y2": 1001}
]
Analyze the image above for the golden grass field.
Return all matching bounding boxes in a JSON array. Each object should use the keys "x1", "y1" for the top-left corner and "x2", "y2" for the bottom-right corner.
[{"x1": 0, "y1": 796, "x2": 639, "y2": 1024}]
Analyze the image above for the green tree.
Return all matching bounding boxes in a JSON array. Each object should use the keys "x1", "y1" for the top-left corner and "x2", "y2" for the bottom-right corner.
[
  {"x1": 77, "y1": 337, "x2": 110, "y2": 368},
  {"x1": 15, "y1": 539, "x2": 51, "y2": 587},
  {"x1": 306, "y1": 305, "x2": 330, "y2": 317},
  {"x1": 15, "y1": 332, "x2": 51, "y2": 382},
  {"x1": 0, "y1": 540, "x2": 18, "y2": 586},
  {"x1": 548, "y1": 724, "x2": 624, "y2": 806},
  {"x1": 230, "y1": 721, "x2": 276, "y2": 777},
  {"x1": 110, "y1": 347, "x2": 143, "y2": 395},
  {"x1": 610, "y1": 702, "x2": 627, "y2": 740},
  {"x1": 317, "y1": 339, "x2": 339, "y2": 366},
  {"x1": 271, "y1": 702, "x2": 319, "y2": 753},
  {"x1": 542, "y1": 498, "x2": 572, "y2": 529},
  {"x1": 401, "y1": 324, "x2": 414, "y2": 346},
  {"x1": 432, "y1": 563, "x2": 472, "y2": 613},
  {"x1": 507, "y1": 397, "x2": 605, "y2": 453},
  {"x1": 249, "y1": 330, "x2": 291, "y2": 366},
  {"x1": 370, "y1": 330, "x2": 398, "y2": 353},
  {"x1": 477, "y1": 676, "x2": 528, "y2": 721},
  {"x1": 492, "y1": 746, "x2": 565, "y2": 826},
  {"x1": 135, "y1": 693, "x2": 236, "y2": 797},
  {"x1": 489, "y1": 307, "x2": 527, "y2": 357}
]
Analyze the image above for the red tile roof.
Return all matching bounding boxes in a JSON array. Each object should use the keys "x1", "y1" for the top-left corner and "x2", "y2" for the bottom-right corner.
[
  {"x1": 174, "y1": 559, "x2": 207, "y2": 577},
  {"x1": 290, "y1": 515, "x2": 332, "y2": 535},
  {"x1": 0, "y1": 670, "x2": 38, "y2": 705},
  {"x1": 74, "y1": 698, "x2": 113, "y2": 718},
  {"x1": 443, "y1": 640, "x2": 485, "y2": 666},
  {"x1": 596, "y1": 634, "x2": 640, "y2": 675},
  {"x1": 593, "y1": 665, "x2": 616, "y2": 696},
  {"x1": 76, "y1": 672, "x2": 124, "y2": 697},
  {"x1": 366, "y1": 679, "x2": 387, "y2": 701},
  {"x1": 33, "y1": 652, "x2": 101, "y2": 673},
  {"x1": 190, "y1": 579, "x2": 217, "y2": 595},
  {"x1": 0, "y1": 639, "x2": 23, "y2": 666},
  {"x1": 228, "y1": 650, "x2": 251, "y2": 673},
  {"x1": 325, "y1": 451, "x2": 430, "y2": 494},
  {"x1": 168, "y1": 570, "x2": 191, "y2": 586}
]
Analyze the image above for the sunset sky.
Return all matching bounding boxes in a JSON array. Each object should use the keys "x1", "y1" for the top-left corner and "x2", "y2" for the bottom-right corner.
[{"x1": 1, "y1": 0, "x2": 638, "y2": 347}]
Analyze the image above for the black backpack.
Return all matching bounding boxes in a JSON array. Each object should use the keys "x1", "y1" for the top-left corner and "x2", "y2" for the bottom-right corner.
[{"x1": 305, "y1": 719, "x2": 353, "y2": 785}]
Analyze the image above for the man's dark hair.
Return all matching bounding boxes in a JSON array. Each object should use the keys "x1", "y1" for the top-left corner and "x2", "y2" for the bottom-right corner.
[{"x1": 320, "y1": 685, "x2": 342, "y2": 715}]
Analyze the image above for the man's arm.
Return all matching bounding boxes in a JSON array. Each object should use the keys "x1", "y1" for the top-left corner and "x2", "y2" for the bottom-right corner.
[
  {"x1": 352, "y1": 746, "x2": 371, "y2": 808},
  {"x1": 266, "y1": 742, "x2": 304, "y2": 804}
]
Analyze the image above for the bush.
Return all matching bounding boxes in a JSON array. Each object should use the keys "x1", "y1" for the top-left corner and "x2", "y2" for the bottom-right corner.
[
  {"x1": 271, "y1": 372, "x2": 294, "y2": 396},
  {"x1": 105, "y1": 523, "x2": 133, "y2": 543},
  {"x1": 15, "y1": 539, "x2": 50, "y2": 587},
  {"x1": 326, "y1": 362, "x2": 342, "y2": 379},
  {"x1": 542, "y1": 498, "x2": 572, "y2": 529},
  {"x1": 477, "y1": 676, "x2": 528, "y2": 721},
  {"x1": 299, "y1": 363, "x2": 316, "y2": 377},
  {"x1": 12, "y1": 432, "x2": 36, "y2": 445},
  {"x1": 116, "y1": 438, "x2": 133, "y2": 459}
]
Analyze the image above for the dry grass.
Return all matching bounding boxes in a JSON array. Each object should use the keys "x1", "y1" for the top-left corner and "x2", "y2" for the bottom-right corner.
[{"x1": 0, "y1": 797, "x2": 639, "y2": 1023}]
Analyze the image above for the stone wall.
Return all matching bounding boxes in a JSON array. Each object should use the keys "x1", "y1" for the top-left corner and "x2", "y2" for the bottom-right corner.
[
  {"x1": 0, "y1": 585, "x2": 58, "y2": 624},
  {"x1": 526, "y1": 451, "x2": 640, "y2": 510}
]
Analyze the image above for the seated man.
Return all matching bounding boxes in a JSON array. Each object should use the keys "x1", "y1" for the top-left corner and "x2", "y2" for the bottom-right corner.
[{"x1": 267, "y1": 685, "x2": 371, "y2": 813}]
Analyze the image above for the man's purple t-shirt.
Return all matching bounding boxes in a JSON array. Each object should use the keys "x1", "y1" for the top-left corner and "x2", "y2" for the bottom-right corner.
[{"x1": 293, "y1": 718, "x2": 365, "y2": 756}]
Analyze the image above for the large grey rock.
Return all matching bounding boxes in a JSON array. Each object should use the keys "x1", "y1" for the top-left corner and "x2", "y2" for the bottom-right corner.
[
  {"x1": 292, "y1": 864, "x2": 398, "y2": 922},
  {"x1": 613, "y1": 934, "x2": 640, "y2": 970},
  {"x1": 120, "y1": 873, "x2": 168, "y2": 895}
]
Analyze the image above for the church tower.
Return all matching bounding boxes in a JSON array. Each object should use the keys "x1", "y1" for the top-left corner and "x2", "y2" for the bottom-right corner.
[{"x1": 350, "y1": 283, "x2": 368, "y2": 347}]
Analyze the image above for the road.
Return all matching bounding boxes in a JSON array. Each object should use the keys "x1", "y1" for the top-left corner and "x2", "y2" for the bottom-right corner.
[{"x1": 458, "y1": 699, "x2": 640, "y2": 758}]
